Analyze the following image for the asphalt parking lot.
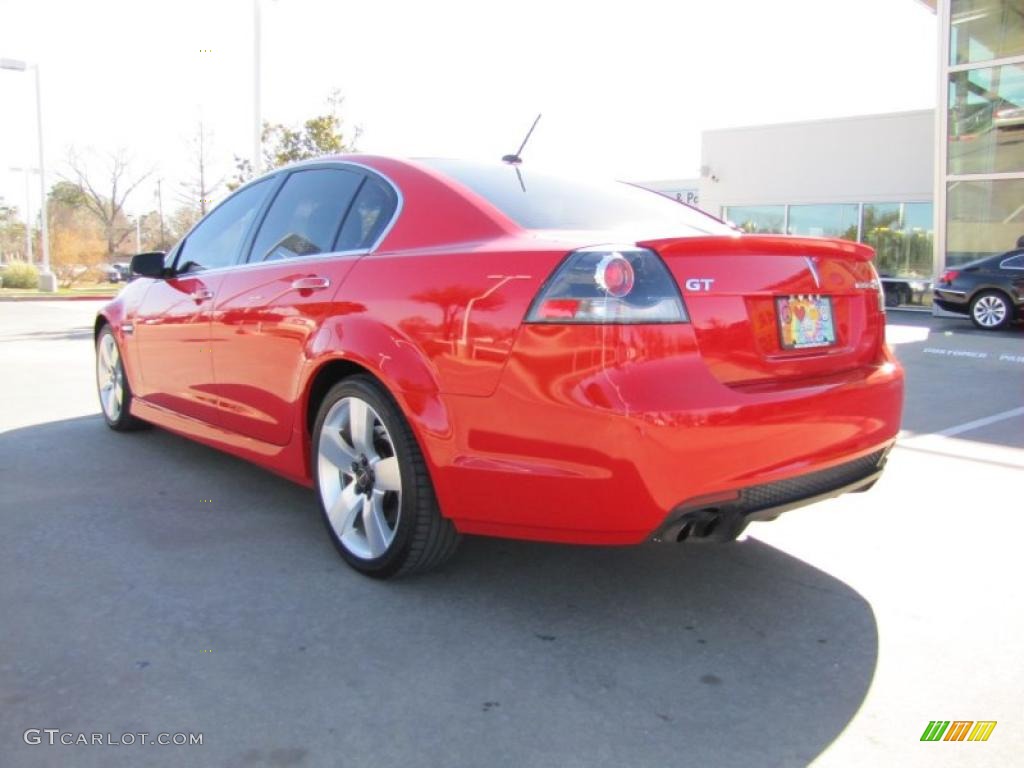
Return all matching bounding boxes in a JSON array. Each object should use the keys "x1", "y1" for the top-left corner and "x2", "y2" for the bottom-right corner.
[{"x1": 1, "y1": 301, "x2": 1021, "y2": 768}]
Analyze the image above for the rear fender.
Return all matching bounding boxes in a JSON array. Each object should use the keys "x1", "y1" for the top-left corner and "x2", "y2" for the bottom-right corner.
[{"x1": 299, "y1": 316, "x2": 453, "y2": 480}]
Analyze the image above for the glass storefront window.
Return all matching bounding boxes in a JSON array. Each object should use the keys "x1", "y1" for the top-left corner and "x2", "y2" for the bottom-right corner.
[
  {"x1": 723, "y1": 205, "x2": 785, "y2": 233},
  {"x1": 787, "y1": 204, "x2": 859, "y2": 239},
  {"x1": 863, "y1": 203, "x2": 935, "y2": 307},
  {"x1": 951, "y1": 0, "x2": 1024, "y2": 65},
  {"x1": 947, "y1": 178, "x2": 1024, "y2": 265},
  {"x1": 948, "y1": 64, "x2": 1024, "y2": 175},
  {"x1": 720, "y1": 201, "x2": 936, "y2": 307}
]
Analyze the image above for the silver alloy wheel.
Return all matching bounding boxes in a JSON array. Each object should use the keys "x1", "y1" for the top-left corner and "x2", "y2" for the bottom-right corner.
[
  {"x1": 973, "y1": 295, "x2": 1007, "y2": 327},
  {"x1": 317, "y1": 396, "x2": 402, "y2": 560},
  {"x1": 97, "y1": 332, "x2": 124, "y2": 421}
]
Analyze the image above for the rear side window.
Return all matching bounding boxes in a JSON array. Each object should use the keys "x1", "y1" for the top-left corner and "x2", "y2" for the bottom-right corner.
[
  {"x1": 421, "y1": 158, "x2": 733, "y2": 236},
  {"x1": 178, "y1": 178, "x2": 273, "y2": 271},
  {"x1": 335, "y1": 175, "x2": 398, "y2": 251},
  {"x1": 1000, "y1": 254, "x2": 1024, "y2": 269},
  {"x1": 248, "y1": 168, "x2": 362, "y2": 262}
]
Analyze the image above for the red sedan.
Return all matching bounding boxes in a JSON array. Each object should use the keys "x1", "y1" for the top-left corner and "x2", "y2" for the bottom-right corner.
[{"x1": 95, "y1": 157, "x2": 903, "y2": 577}]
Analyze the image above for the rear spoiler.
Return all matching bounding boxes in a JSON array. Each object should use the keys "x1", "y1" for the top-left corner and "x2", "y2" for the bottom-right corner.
[{"x1": 639, "y1": 234, "x2": 877, "y2": 263}]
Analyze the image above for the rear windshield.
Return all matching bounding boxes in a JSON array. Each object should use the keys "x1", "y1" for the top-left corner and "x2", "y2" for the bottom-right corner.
[{"x1": 421, "y1": 158, "x2": 734, "y2": 236}]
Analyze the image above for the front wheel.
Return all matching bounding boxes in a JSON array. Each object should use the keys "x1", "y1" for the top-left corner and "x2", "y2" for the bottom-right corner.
[
  {"x1": 312, "y1": 376, "x2": 460, "y2": 578},
  {"x1": 970, "y1": 291, "x2": 1012, "y2": 330},
  {"x1": 95, "y1": 326, "x2": 147, "y2": 431}
]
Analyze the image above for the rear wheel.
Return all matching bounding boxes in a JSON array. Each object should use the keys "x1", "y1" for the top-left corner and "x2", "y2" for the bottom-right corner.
[
  {"x1": 96, "y1": 326, "x2": 147, "y2": 431},
  {"x1": 312, "y1": 376, "x2": 460, "y2": 578},
  {"x1": 970, "y1": 291, "x2": 1012, "y2": 330}
]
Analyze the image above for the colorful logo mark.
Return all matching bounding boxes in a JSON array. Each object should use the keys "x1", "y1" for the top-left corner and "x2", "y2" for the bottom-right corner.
[{"x1": 921, "y1": 721, "x2": 997, "y2": 742}]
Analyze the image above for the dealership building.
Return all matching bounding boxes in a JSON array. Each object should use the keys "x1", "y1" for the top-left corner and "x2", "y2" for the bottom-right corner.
[{"x1": 645, "y1": 1, "x2": 1024, "y2": 309}]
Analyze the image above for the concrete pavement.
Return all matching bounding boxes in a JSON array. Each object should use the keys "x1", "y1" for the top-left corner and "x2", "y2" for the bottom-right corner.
[{"x1": 1, "y1": 301, "x2": 1021, "y2": 767}]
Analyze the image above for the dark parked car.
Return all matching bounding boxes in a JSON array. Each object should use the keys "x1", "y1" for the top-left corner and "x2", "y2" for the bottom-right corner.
[
  {"x1": 933, "y1": 251, "x2": 1024, "y2": 330},
  {"x1": 879, "y1": 275, "x2": 931, "y2": 308},
  {"x1": 113, "y1": 262, "x2": 132, "y2": 282}
]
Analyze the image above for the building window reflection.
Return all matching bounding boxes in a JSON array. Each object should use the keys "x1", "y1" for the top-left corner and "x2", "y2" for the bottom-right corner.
[
  {"x1": 723, "y1": 205, "x2": 785, "y2": 234},
  {"x1": 947, "y1": 179, "x2": 1024, "y2": 265},
  {"x1": 944, "y1": 0, "x2": 1024, "y2": 290},
  {"x1": 720, "y1": 201, "x2": 935, "y2": 307},
  {"x1": 950, "y1": 0, "x2": 1024, "y2": 65},
  {"x1": 948, "y1": 64, "x2": 1024, "y2": 175},
  {"x1": 787, "y1": 204, "x2": 859, "y2": 239}
]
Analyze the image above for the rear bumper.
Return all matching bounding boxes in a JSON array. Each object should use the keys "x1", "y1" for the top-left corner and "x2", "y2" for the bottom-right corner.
[
  {"x1": 431, "y1": 324, "x2": 904, "y2": 545},
  {"x1": 654, "y1": 446, "x2": 891, "y2": 543},
  {"x1": 933, "y1": 289, "x2": 969, "y2": 313}
]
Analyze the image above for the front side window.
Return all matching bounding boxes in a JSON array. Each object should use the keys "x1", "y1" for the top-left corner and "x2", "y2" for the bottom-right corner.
[
  {"x1": 178, "y1": 179, "x2": 273, "y2": 271},
  {"x1": 248, "y1": 168, "x2": 363, "y2": 262}
]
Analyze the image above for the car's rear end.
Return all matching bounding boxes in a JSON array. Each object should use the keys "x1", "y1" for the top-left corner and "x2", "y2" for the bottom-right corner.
[{"x1": 416, "y1": 160, "x2": 903, "y2": 544}]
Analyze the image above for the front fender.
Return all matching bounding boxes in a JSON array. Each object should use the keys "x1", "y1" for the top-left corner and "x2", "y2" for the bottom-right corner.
[{"x1": 94, "y1": 298, "x2": 145, "y2": 396}]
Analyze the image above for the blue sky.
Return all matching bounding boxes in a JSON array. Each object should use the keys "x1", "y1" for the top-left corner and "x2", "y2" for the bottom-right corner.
[{"x1": 0, "y1": 0, "x2": 937, "y2": 218}]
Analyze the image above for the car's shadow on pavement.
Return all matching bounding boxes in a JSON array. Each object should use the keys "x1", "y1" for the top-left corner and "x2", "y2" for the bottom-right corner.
[
  {"x1": 1, "y1": 416, "x2": 878, "y2": 768},
  {"x1": 0, "y1": 326, "x2": 94, "y2": 343}
]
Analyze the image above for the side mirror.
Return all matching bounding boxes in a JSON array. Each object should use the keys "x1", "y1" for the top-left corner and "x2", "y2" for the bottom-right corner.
[{"x1": 130, "y1": 252, "x2": 168, "y2": 278}]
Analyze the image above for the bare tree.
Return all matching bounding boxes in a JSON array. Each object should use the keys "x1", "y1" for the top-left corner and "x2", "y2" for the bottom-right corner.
[
  {"x1": 180, "y1": 121, "x2": 223, "y2": 217},
  {"x1": 65, "y1": 149, "x2": 153, "y2": 260}
]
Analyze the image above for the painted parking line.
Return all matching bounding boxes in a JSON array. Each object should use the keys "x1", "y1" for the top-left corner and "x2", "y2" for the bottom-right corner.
[
  {"x1": 897, "y1": 407, "x2": 1024, "y2": 470},
  {"x1": 934, "y1": 406, "x2": 1024, "y2": 438},
  {"x1": 919, "y1": 347, "x2": 1024, "y2": 363}
]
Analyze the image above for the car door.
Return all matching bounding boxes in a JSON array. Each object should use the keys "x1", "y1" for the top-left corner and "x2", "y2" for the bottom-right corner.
[
  {"x1": 999, "y1": 253, "x2": 1024, "y2": 298},
  {"x1": 209, "y1": 166, "x2": 397, "y2": 445},
  {"x1": 133, "y1": 178, "x2": 276, "y2": 423}
]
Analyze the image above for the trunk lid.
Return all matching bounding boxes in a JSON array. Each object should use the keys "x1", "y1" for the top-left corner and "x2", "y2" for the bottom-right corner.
[{"x1": 639, "y1": 234, "x2": 886, "y2": 387}]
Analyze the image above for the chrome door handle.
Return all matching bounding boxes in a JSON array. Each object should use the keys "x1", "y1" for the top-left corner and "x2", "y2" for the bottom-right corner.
[
  {"x1": 291, "y1": 277, "x2": 331, "y2": 291},
  {"x1": 190, "y1": 289, "x2": 213, "y2": 302}
]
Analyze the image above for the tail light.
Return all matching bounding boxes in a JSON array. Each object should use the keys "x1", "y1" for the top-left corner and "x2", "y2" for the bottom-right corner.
[
  {"x1": 938, "y1": 269, "x2": 959, "y2": 285},
  {"x1": 867, "y1": 262, "x2": 886, "y2": 313},
  {"x1": 526, "y1": 245, "x2": 688, "y2": 324}
]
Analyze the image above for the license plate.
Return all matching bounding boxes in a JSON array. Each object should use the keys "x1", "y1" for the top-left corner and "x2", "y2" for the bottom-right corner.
[{"x1": 776, "y1": 295, "x2": 836, "y2": 349}]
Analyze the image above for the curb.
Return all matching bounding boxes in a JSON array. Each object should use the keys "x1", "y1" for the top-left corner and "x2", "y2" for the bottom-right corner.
[{"x1": 0, "y1": 295, "x2": 115, "y2": 302}]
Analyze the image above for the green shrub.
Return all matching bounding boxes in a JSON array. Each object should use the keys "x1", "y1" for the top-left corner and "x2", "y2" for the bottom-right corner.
[{"x1": 1, "y1": 261, "x2": 39, "y2": 289}]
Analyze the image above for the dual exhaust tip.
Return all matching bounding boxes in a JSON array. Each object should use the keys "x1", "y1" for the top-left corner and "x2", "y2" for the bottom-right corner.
[{"x1": 660, "y1": 508, "x2": 747, "y2": 544}]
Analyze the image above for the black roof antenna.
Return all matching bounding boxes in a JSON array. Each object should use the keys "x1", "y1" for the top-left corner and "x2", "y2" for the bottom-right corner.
[{"x1": 502, "y1": 113, "x2": 542, "y2": 166}]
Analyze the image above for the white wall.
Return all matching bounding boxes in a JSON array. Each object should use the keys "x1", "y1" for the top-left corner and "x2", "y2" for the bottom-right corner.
[
  {"x1": 699, "y1": 110, "x2": 935, "y2": 217},
  {"x1": 632, "y1": 178, "x2": 701, "y2": 208}
]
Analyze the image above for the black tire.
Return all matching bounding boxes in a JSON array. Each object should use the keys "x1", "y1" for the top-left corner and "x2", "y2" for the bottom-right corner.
[
  {"x1": 311, "y1": 375, "x2": 460, "y2": 578},
  {"x1": 969, "y1": 290, "x2": 1013, "y2": 331},
  {"x1": 95, "y1": 325, "x2": 148, "y2": 431}
]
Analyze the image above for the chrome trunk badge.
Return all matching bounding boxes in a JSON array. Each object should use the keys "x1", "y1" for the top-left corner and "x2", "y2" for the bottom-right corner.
[{"x1": 803, "y1": 256, "x2": 821, "y2": 289}]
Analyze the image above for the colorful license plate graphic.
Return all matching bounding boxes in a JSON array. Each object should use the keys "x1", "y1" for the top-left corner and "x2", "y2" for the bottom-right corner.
[{"x1": 776, "y1": 295, "x2": 836, "y2": 349}]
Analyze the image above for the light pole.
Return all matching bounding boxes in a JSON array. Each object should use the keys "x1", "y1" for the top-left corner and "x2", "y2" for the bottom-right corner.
[
  {"x1": 155, "y1": 179, "x2": 167, "y2": 250},
  {"x1": 8, "y1": 165, "x2": 39, "y2": 264},
  {"x1": 253, "y1": 0, "x2": 262, "y2": 175},
  {"x1": 1, "y1": 57, "x2": 56, "y2": 291},
  {"x1": 127, "y1": 214, "x2": 142, "y2": 254}
]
